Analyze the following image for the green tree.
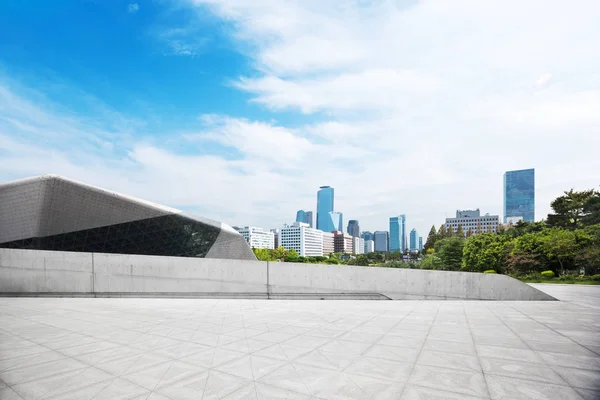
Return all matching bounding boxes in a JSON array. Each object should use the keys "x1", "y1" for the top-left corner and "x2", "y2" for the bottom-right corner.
[
  {"x1": 420, "y1": 254, "x2": 441, "y2": 270},
  {"x1": 252, "y1": 248, "x2": 272, "y2": 261},
  {"x1": 348, "y1": 254, "x2": 369, "y2": 266},
  {"x1": 272, "y1": 246, "x2": 287, "y2": 261},
  {"x1": 540, "y1": 228, "x2": 579, "y2": 274},
  {"x1": 434, "y1": 237, "x2": 465, "y2": 270},
  {"x1": 575, "y1": 246, "x2": 600, "y2": 275},
  {"x1": 466, "y1": 228, "x2": 473, "y2": 237},
  {"x1": 423, "y1": 225, "x2": 438, "y2": 252},
  {"x1": 547, "y1": 189, "x2": 596, "y2": 229},
  {"x1": 438, "y1": 224, "x2": 446, "y2": 239},
  {"x1": 456, "y1": 225, "x2": 464, "y2": 238},
  {"x1": 462, "y1": 233, "x2": 511, "y2": 273},
  {"x1": 582, "y1": 190, "x2": 600, "y2": 226},
  {"x1": 447, "y1": 226, "x2": 454, "y2": 238},
  {"x1": 284, "y1": 248, "x2": 299, "y2": 262}
]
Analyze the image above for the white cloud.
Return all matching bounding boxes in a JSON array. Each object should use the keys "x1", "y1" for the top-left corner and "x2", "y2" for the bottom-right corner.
[
  {"x1": 2, "y1": 0, "x2": 600, "y2": 237},
  {"x1": 128, "y1": 3, "x2": 139, "y2": 13}
]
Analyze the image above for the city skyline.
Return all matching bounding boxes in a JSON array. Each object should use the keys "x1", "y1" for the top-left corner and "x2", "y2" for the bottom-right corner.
[{"x1": 1, "y1": 2, "x2": 599, "y2": 241}]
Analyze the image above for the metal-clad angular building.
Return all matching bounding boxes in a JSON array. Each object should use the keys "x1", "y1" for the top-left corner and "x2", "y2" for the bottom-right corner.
[{"x1": 0, "y1": 175, "x2": 256, "y2": 260}]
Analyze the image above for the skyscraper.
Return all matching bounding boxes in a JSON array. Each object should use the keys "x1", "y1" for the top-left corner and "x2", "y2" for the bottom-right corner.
[
  {"x1": 347, "y1": 220, "x2": 360, "y2": 237},
  {"x1": 295, "y1": 210, "x2": 313, "y2": 227},
  {"x1": 317, "y1": 186, "x2": 335, "y2": 232},
  {"x1": 409, "y1": 229, "x2": 418, "y2": 251},
  {"x1": 329, "y1": 211, "x2": 343, "y2": 232},
  {"x1": 389, "y1": 215, "x2": 406, "y2": 252},
  {"x1": 418, "y1": 237, "x2": 423, "y2": 251},
  {"x1": 504, "y1": 169, "x2": 535, "y2": 223},
  {"x1": 361, "y1": 231, "x2": 373, "y2": 241},
  {"x1": 374, "y1": 231, "x2": 389, "y2": 252}
]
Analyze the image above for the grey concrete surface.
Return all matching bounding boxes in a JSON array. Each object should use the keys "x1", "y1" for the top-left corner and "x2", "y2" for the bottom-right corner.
[
  {"x1": 1, "y1": 249, "x2": 555, "y2": 301},
  {"x1": 0, "y1": 285, "x2": 598, "y2": 399}
]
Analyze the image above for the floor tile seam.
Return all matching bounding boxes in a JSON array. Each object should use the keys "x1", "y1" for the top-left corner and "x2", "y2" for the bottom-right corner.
[
  {"x1": 504, "y1": 302, "x2": 600, "y2": 357},
  {"x1": 37, "y1": 376, "x2": 115, "y2": 400},
  {"x1": 406, "y1": 382, "x2": 492, "y2": 400},
  {"x1": 483, "y1": 303, "x2": 577, "y2": 391},
  {"x1": 481, "y1": 370, "x2": 595, "y2": 391},
  {"x1": 395, "y1": 304, "x2": 441, "y2": 399},
  {"x1": 464, "y1": 304, "x2": 494, "y2": 400}
]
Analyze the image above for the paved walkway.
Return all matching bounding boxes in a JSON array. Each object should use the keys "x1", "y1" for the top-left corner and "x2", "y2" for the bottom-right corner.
[{"x1": 0, "y1": 286, "x2": 599, "y2": 399}]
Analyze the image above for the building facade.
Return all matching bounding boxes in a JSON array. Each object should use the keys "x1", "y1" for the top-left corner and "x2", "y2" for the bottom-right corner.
[
  {"x1": 419, "y1": 237, "x2": 423, "y2": 251},
  {"x1": 364, "y1": 239, "x2": 375, "y2": 253},
  {"x1": 374, "y1": 231, "x2": 389, "y2": 252},
  {"x1": 279, "y1": 222, "x2": 323, "y2": 257},
  {"x1": 316, "y1": 186, "x2": 334, "y2": 232},
  {"x1": 329, "y1": 212, "x2": 343, "y2": 233},
  {"x1": 270, "y1": 229, "x2": 280, "y2": 248},
  {"x1": 238, "y1": 227, "x2": 275, "y2": 249},
  {"x1": 352, "y1": 237, "x2": 365, "y2": 255},
  {"x1": 322, "y1": 232, "x2": 335, "y2": 256},
  {"x1": 347, "y1": 220, "x2": 360, "y2": 237},
  {"x1": 504, "y1": 168, "x2": 535, "y2": 223},
  {"x1": 389, "y1": 215, "x2": 406, "y2": 252},
  {"x1": 445, "y1": 209, "x2": 500, "y2": 235},
  {"x1": 333, "y1": 231, "x2": 353, "y2": 253},
  {"x1": 361, "y1": 231, "x2": 373, "y2": 241},
  {"x1": 295, "y1": 210, "x2": 313, "y2": 228},
  {"x1": 409, "y1": 229, "x2": 419, "y2": 252},
  {"x1": 0, "y1": 175, "x2": 256, "y2": 260}
]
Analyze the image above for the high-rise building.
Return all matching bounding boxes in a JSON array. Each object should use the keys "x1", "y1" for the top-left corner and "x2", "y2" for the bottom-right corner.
[
  {"x1": 352, "y1": 237, "x2": 365, "y2": 255},
  {"x1": 295, "y1": 210, "x2": 313, "y2": 227},
  {"x1": 419, "y1": 237, "x2": 423, "y2": 251},
  {"x1": 270, "y1": 229, "x2": 280, "y2": 248},
  {"x1": 322, "y1": 232, "x2": 335, "y2": 256},
  {"x1": 334, "y1": 231, "x2": 353, "y2": 253},
  {"x1": 364, "y1": 239, "x2": 375, "y2": 253},
  {"x1": 279, "y1": 222, "x2": 323, "y2": 257},
  {"x1": 389, "y1": 215, "x2": 406, "y2": 252},
  {"x1": 361, "y1": 231, "x2": 373, "y2": 241},
  {"x1": 504, "y1": 168, "x2": 535, "y2": 223},
  {"x1": 409, "y1": 229, "x2": 419, "y2": 252},
  {"x1": 445, "y1": 209, "x2": 499, "y2": 235},
  {"x1": 238, "y1": 227, "x2": 275, "y2": 249},
  {"x1": 317, "y1": 186, "x2": 335, "y2": 232},
  {"x1": 347, "y1": 220, "x2": 360, "y2": 237},
  {"x1": 374, "y1": 231, "x2": 389, "y2": 252},
  {"x1": 329, "y1": 212, "x2": 343, "y2": 232}
]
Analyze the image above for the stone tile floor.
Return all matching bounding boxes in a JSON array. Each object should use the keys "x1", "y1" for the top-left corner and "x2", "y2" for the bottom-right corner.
[{"x1": 0, "y1": 285, "x2": 598, "y2": 400}]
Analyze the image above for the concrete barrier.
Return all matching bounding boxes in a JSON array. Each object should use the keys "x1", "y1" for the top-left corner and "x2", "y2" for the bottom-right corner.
[{"x1": 0, "y1": 248, "x2": 556, "y2": 300}]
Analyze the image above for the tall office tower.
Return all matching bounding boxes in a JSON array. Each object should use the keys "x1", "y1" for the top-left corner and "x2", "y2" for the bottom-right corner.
[
  {"x1": 374, "y1": 231, "x2": 389, "y2": 252},
  {"x1": 295, "y1": 210, "x2": 313, "y2": 227},
  {"x1": 409, "y1": 229, "x2": 419, "y2": 251},
  {"x1": 361, "y1": 231, "x2": 373, "y2": 241},
  {"x1": 364, "y1": 239, "x2": 375, "y2": 253},
  {"x1": 504, "y1": 168, "x2": 535, "y2": 223},
  {"x1": 347, "y1": 220, "x2": 360, "y2": 237},
  {"x1": 418, "y1": 237, "x2": 423, "y2": 251},
  {"x1": 389, "y1": 215, "x2": 407, "y2": 252},
  {"x1": 316, "y1": 186, "x2": 335, "y2": 232},
  {"x1": 329, "y1": 212, "x2": 343, "y2": 232}
]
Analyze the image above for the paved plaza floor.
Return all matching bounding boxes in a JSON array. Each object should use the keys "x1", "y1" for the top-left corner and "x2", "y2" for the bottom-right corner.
[{"x1": 0, "y1": 285, "x2": 599, "y2": 400}]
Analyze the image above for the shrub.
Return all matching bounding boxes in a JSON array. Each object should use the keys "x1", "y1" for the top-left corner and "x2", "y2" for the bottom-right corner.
[
  {"x1": 484, "y1": 270, "x2": 497, "y2": 274},
  {"x1": 591, "y1": 274, "x2": 600, "y2": 281},
  {"x1": 541, "y1": 270, "x2": 555, "y2": 279},
  {"x1": 558, "y1": 274, "x2": 576, "y2": 283}
]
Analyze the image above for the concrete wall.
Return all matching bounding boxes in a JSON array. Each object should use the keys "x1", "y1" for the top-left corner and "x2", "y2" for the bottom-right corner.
[{"x1": 0, "y1": 248, "x2": 556, "y2": 300}]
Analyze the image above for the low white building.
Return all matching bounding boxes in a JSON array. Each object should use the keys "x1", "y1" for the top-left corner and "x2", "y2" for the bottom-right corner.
[
  {"x1": 364, "y1": 239, "x2": 375, "y2": 253},
  {"x1": 352, "y1": 237, "x2": 365, "y2": 255},
  {"x1": 238, "y1": 227, "x2": 275, "y2": 249},
  {"x1": 445, "y1": 209, "x2": 499, "y2": 235},
  {"x1": 280, "y1": 222, "x2": 324, "y2": 257}
]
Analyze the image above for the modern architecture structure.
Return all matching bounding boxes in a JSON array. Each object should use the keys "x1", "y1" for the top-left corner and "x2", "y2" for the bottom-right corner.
[
  {"x1": 238, "y1": 227, "x2": 275, "y2": 249},
  {"x1": 295, "y1": 210, "x2": 313, "y2": 228},
  {"x1": 419, "y1": 237, "x2": 423, "y2": 251},
  {"x1": 374, "y1": 231, "x2": 389, "y2": 252},
  {"x1": 352, "y1": 237, "x2": 365, "y2": 255},
  {"x1": 506, "y1": 216, "x2": 524, "y2": 225},
  {"x1": 347, "y1": 220, "x2": 360, "y2": 237},
  {"x1": 333, "y1": 231, "x2": 353, "y2": 254},
  {"x1": 279, "y1": 222, "x2": 323, "y2": 257},
  {"x1": 361, "y1": 231, "x2": 374, "y2": 241},
  {"x1": 316, "y1": 186, "x2": 334, "y2": 232},
  {"x1": 504, "y1": 168, "x2": 535, "y2": 223},
  {"x1": 0, "y1": 175, "x2": 256, "y2": 260},
  {"x1": 270, "y1": 229, "x2": 280, "y2": 248},
  {"x1": 329, "y1": 212, "x2": 343, "y2": 233},
  {"x1": 389, "y1": 215, "x2": 407, "y2": 253},
  {"x1": 409, "y1": 229, "x2": 419, "y2": 252},
  {"x1": 445, "y1": 209, "x2": 500, "y2": 235},
  {"x1": 364, "y1": 239, "x2": 375, "y2": 253},
  {"x1": 322, "y1": 232, "x2": 335, "y2": 256}
]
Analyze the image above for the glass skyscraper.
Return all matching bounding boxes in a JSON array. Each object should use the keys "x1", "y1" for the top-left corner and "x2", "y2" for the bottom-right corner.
[
  {"x1": 504, "y1": 169, "x2": 535, "y2": 223},
  {"x1": 347, "y1": 220, "x2": 360, "y2": 237},
  {"x1": 374, "y1": 231, "x2": 389, "y2": 252},
  {"x1": 409, "y1": 229, "x2": 418, "y2": 251},
  {"x1": 295, "y1": 210, "x2": 313, "y2": 227},
  {"x1": 316, "y1": 186, "x2": 335, "y2": 232},
  {"x1": 389, "y1": 215, "x2": 406, "y2": 252}
]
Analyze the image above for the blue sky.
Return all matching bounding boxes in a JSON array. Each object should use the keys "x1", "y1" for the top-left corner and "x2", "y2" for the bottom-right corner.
[{"x1": 1, "y1": 0, "x2": 600, "y2": 236}]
